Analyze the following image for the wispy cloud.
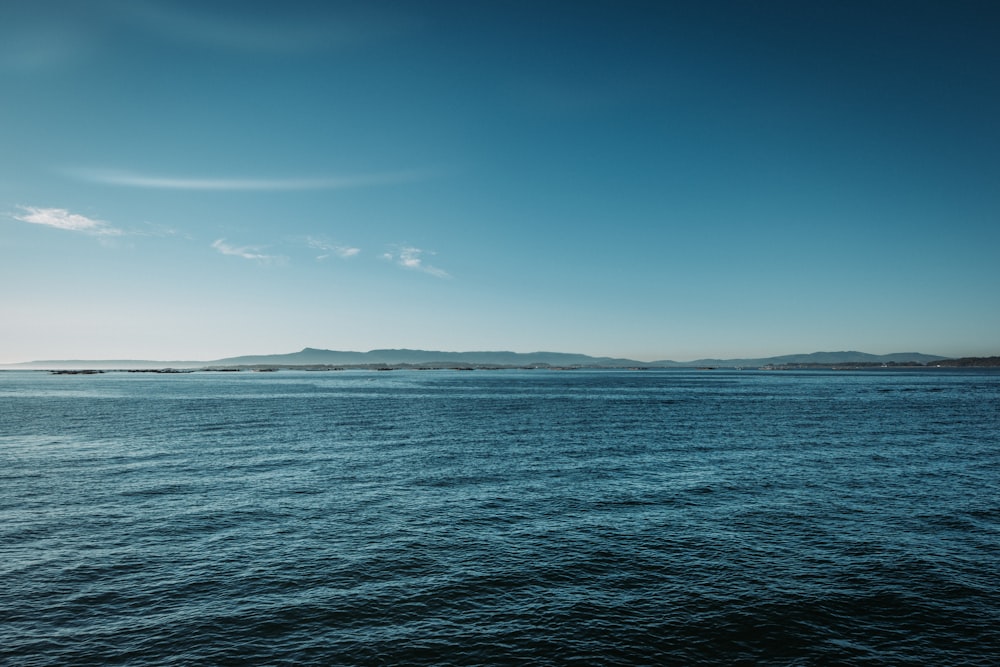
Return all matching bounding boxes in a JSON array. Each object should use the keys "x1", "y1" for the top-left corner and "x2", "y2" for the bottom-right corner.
[
  {"x1": 212, "y1": 239, "x2": 284, "y2": 263},
  {"x1": 2, "y1": 3, "x2": 416, "y2": 74},
  {"x1": 69, "y1": 168, "x2": 427, "y2": 191},
  {"x1": 382, "y1": 246, "x2": 451, "y2": 279},
  {"x1": 308, "y1": 237, "x2": 360, "y2": 260},
  {"x1": 12, "y1": 206, "x2": 122, "y2": 236}
]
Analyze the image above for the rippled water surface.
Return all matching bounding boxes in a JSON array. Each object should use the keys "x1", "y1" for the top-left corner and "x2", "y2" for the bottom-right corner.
[{"x1": 2, "y1": 368, "x2": 999, "y2": 665}]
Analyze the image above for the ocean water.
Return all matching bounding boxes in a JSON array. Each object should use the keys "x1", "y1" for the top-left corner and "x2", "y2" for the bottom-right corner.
[{"x1": 1, "y1": 368, "x2": 998, "y2": 665}]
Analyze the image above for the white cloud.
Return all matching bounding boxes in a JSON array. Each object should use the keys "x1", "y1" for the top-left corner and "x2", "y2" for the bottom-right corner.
[
  {"x1": 308, "y1": 237, "x2": 360, "y2": 260},
  {"x1": 12, "y1": 206, "x2": 122, "y2": 236},
  {"x1": 69, "y1": 168, "x2": 427, "y2": 191},
  {"x1": 383, "y1": 246, "x2": 450, "y2": 279},
  {"x1": 212, "y1": 239, "x2": 283, "y2": 263}
]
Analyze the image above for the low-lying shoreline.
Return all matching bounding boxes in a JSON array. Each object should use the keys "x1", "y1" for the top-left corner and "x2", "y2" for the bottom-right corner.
[{"x1": 31, "y1": 356, "x2": 1000, "y2": 375}]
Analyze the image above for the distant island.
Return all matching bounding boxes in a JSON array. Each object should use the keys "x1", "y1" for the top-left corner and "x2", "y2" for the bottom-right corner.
[{"x1": 3, "y1": 348, "x2": 998, "y2": 372}]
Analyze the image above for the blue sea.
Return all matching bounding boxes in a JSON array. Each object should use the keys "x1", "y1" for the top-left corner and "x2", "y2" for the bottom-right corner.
[{"x1": 2, "y1": 368, "x2": 998, "y2": 665}]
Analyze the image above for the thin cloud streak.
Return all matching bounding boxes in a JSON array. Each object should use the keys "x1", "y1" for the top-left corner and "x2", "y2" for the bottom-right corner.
[
  {"x1": 212, "y1": 239, "x2": 283, "y2": 263},
  {"x1": 12, "y1": 206, "x2": 122, "y2": 236},
  {"x1": 382, "y1": 246, "x2": 450, "y2": 279},
  {"x1": 308, "y1": 237, "x2": 360, "y2": 260},
  {"x1": 70, "y1": 168, "x2": 428, "y2": 191}
]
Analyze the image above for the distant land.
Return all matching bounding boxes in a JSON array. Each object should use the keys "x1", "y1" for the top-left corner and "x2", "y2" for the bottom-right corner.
[{"x1": 4, "y1": 348, "x2": 996, "y2": 371}]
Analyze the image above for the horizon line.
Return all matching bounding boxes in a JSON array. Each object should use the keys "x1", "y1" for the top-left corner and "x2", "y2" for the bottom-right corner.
[{"x1": 2, "y1": 348, "x2": 985, "y2": 369}]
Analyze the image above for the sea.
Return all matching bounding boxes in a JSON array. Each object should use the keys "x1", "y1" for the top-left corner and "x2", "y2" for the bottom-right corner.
[{"x1": 1, "y1": 368, "x2": 998, "y2": 665}]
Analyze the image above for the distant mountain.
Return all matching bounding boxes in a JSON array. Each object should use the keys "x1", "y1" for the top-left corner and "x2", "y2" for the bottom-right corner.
[
  {"x1": 212, "y1": 347, "x2": 644, "y2": 367},
  {"x1": 3, "y1": 348, "x2": 954, "y2": 370},
  {"x1": 217, "y1": 348, "x2": 947, "y2": 368}
]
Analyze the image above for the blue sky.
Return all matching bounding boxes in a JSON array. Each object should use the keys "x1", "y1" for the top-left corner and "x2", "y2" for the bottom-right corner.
[{"x1": 2, "y1": 0, "x2": 998, "y2": 363}]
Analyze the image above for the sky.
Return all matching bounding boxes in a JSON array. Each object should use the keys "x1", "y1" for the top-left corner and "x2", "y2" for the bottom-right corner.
[{"x1": 2, "y1": 0, "x2": 998, "y2": 363}]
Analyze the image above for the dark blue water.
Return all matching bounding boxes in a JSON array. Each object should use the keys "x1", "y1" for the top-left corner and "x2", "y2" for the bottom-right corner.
[{"x1": 2, "y1": 368, "x2": 998, "y2": 665}]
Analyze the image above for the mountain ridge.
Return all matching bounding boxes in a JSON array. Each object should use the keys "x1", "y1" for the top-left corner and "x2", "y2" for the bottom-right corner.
[{"x1": 2, "y1": 348, "x2": 949, "y2": 370}]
